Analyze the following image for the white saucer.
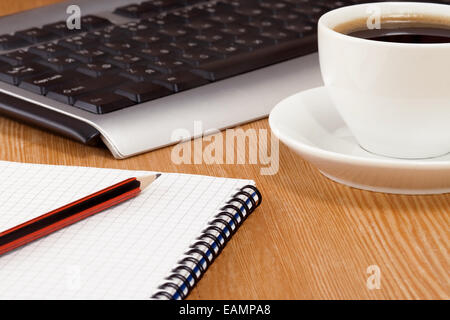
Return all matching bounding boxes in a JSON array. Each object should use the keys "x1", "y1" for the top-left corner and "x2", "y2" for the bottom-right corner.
[{"x1": 269, "y1": 87, "x2": 450, "y2": 194}]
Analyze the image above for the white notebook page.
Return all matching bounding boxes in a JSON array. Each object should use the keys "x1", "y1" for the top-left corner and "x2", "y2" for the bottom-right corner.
[{"x1": 0, "y1": 161, "x2": 253, "y2": 299}]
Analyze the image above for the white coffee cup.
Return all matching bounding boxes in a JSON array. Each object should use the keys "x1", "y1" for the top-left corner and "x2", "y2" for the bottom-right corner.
[{"x1": 318, "y1": 2, "x2": 450, "y2": 159}]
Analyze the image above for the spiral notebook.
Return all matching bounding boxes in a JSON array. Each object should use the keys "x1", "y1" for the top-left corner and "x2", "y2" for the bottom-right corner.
[{"x1": 0, "y1": 160, "x2": 261, "y2": 299}]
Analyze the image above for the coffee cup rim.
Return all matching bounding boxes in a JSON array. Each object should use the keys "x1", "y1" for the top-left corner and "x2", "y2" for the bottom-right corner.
[{"x1": 318, "y1": 1, "x2": 450, "y2": 47}]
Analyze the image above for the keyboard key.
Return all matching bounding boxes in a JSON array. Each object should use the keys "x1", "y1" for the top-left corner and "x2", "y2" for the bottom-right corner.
[
  {"x1": 147, "y1": 58, "x2": 188, "y2": 74},
  {"x1": 131, "y1": 34, "x2": 166, "y2": 48},
  {"x1": 206, "y1": 42, "x2": 249, "y2": 58},
  {"x1": 43, "y1": 21, "x2": 84, "y2": 37},
  {"x1": 37, "y1": 56, "x2": 80, "y2": 72},
  {"x1": 284, "y1": 21, "x2": 316, "y2": 36},
  {"x1": 152, "y1": 72, "x2": 208, "y2": 92},
  {"x1": 209, "y1": 12, "x2": 240, "y2": 25},
  {"x1": 159, "y1": 12, "x2": 189, "y2": 25},
  {"x1": 28, "y1": 43, "x2": 68, "y2": 58},
  {"x1": 106, "y1": 54, "x2": 143, "y2": 69},
  {"x1": 185, "y1": 19, "x2": 220, "y2": 32},
  {"x1": 179, "y1": 7, "x2": 212, "y2": 22},
  {"x1": 247, "y1": 17, "x2": 284, "y2": 30},
  {"x1": 220, "y1": 24, "x2": 259, "y2": 38},
  {"x1": 80, "y1": 15, "x2": 112, "y2": 30},
  {"x1": 146, "y1": 0, "x2": 184, "y2": 12},
  {"x1": 178, "y1": 49, "x2": 221, "y2": 67},
  {"x1": 100, "y1": 41, "x2": 138, "y2": 55},
  {"x1": 69, "y1": 49, "x2": 108, "y2": 63},
  {"x1": 0, "y1": 34, "x2": 30, "y2": 50},
  {"x1": 113, "y1": 3, "x2": 158, "y2": 19},
  {"x1": 143, "y1": 16, "x2": 172, "y2": 29},
  {"x1": 167, "y1": 37, "x2": 201, "y2": 53},
  {"x1": 85, "y1": 26, "x2": 124, "y2": 43},
  {"x1": 0, "y1": 50, "x2": 40, "y2": 66},
  {"x1": 19, "y1": 72, "x2": 72, "y2": 95},
  {"x1": 47, "y1": 75, "x2": 126, "y2": 105},
  {"x1": 47, "y1": 82, "x2": 93, "y2": 105},
  {"x1": 135, "y1": 46, "x2": 175, "y2": 61},
  {"x1": 193, "y1": 30, "x2": 233, "y2": 44},
  {"x1": 234, "y1": 7, "x2": 272, "y2": 21},
  {"x1": 0, "y1": 63, "x2": 48, "y2": 85},
  {"x1": 260, "y1": 28, "x2": 298, "y2": 43},
  {"x1": 15, "y1": 28, "x2": 58, "y2": 44},
  {"x1": 271, "y1": 10, "x2": 303, "y2": 23},
  {"x1": 191, "y1": 37, "x2": 316, "y2": 81},
  {"x1": 119, "y1": 66, "x2": 160, "y2": 82},
  {"x1": 259, "y1": 1, "x2": 288, "y2": 13},
  {"x1": 115, "y1": 81, "x2": 172, "y2": 103},
  {"x1": 115, "y1": 22, "x2": 155, "y2": 36},
  {"x1": 234, "y1": 35, "x2": 275, "y2": 50},
  {"x1": 158, "y1": 26, "x2": 191, "y2": 41},
  {"x1": 77, "y1": 62, "x2": 119, "y2": 78},
  {"x1": 58, "y1": 35, "x2": 96, "y2": 51},
  {"x1": 74, "y1": 91, "x2": 135, "y2": 113}
]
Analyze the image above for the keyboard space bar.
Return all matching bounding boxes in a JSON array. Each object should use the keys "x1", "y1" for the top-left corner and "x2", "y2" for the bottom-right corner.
[{"x1": 191, "y1": 35, "x2": 317, "y2": 82}]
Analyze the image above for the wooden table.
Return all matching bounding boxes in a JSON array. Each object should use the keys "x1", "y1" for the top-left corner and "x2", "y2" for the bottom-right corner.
[{"x1": 1, "y1": 1, "x2": 448, "y2": 300}]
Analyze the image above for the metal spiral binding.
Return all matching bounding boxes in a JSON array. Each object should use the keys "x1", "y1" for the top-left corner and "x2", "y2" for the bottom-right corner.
[{"x1": 151, "y1": 185, "x2": 262, "y2": 300}]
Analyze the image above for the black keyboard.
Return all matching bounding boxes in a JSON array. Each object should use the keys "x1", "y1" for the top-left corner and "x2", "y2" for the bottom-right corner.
[{"x1": 0, "y1": 0, "x2": 447, "y2": 114}]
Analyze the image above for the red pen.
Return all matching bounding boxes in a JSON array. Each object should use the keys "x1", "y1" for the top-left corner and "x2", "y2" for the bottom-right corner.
[{"x1": 0, "y1": 174, "x2": 160, "y2": 256}]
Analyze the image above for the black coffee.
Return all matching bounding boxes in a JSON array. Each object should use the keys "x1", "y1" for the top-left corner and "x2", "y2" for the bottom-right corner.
[{"x1": 334, "y1": 15, "x2": 450, "y2": 44}]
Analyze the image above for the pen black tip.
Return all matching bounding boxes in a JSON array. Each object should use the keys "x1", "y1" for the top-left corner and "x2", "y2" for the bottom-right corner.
[{"x1": 156, "y1": 173, "x2": 161, "y2": 179}]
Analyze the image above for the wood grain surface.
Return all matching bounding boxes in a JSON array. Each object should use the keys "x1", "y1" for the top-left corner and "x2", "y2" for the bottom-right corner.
[{"x1": 1, "y1": 0, "x2": 448, "y2": 300}]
